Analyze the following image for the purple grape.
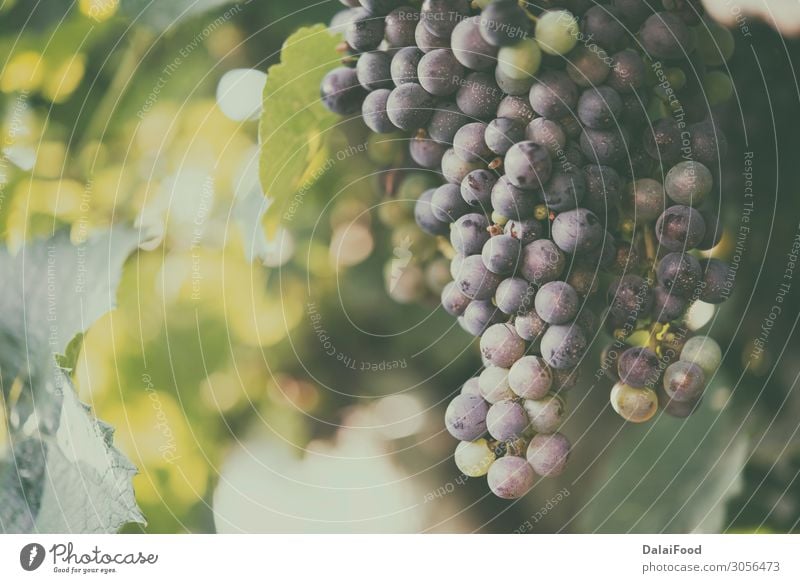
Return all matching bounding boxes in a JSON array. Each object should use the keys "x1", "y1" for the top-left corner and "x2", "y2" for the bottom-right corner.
[
  {"x1": 391, "y1": 46, "x2": 423, "y2": 85},
  {"x1": 421, "y1": 0, "x2": 470, "y2": 38},
  {"x1": 346, "y1": 8, "x2": 386, "y2": 52},
  {"x1": 450, "y1": 213, "x2": 490, "y2": 255},
  {"x1": 481, "y1": 234, "x2": 522, "y2": 275},
  {"x1": 461, "y1": 169, "x2": 498, "y2": 210},
  {"x1": 427, "y1": 102, "x2": 470, "y2": 144},
  {"x1": 362, "y1": 88, "x2": 396, "y2": 133},
  {"x1": 579, "y1": 126, "x2": 629, "y2": 165},
  {"x1": 445, "y1": 393, "x2": 489, "y2": 440},
  {"x1": 504, "y1": 218, "x2": 543, "y2": 246},
  {"x1": 418, "y1": 48, "x2": 464, "y2": 96},
  {"x1": 515, "y1": 309, "x2": 548, "y2": 342},
  {"x1": 384, "y1": 5, "x2": 419, "y2": 47},
  {"x1": 657, "y1": 252, "x2": 701, "y2": 297},
  {"x1": 321, "y1": 67, "x2": 368, "y2": 115},
  {"x1": 577, "y1": 86, "x2": 623, "y2": 129},
  {"x1": 480, "y1": 323, "x2": 527, "y2": 368},
  {"x1": 509, "y1": 355, "x2": 553, "y2": 399},
  {"x1": 527, "y1": 432, "x2": 570, "y2": 477},
  {"x1": 460, "y1": 376, "x2": 482, "y2": 395},
  {"x1": 459, "y1": 299, "x2": 504, "y2": 336},
  {"x1": 504, "y1": 141, "x2": 553, "y2": 190},
  {"x1": 640, "y1": 12, "x2": 694, "y2": 60},
  {"x1": 431, "y1": 183, "x2": 472, "y2": 222},
  {"x1": 607, "y1": 49, "x2": 647, "y2": 93},
  {"x1": 479, "y1": 0, "x2": 531, "y2": 46},
  {"x1": 451, "y1": 16, "x2": 498, "y2": 71},
  {"x1": 491, "y1": 175, "x2": 540, "y2": 219},
  {"x1": 414, "y1": 188, "x2": 450, "y2": 236},
  {"x1": 552, "y1": 366, "x2": 581, "y2": 393},
  {"x1": 541, "y1": 323, "x2": 588, "y2": 369},
  {"x1": 655, "y1": 205, "x2": 706, "y2": 252},
  {"x1": 409, "y1": 135, "x2": 447, "y2": 168},
  {"x1": 453, "y1": 122, "x2": 491, "y2": 163},
  {"x1": 699, "y1": 258, "x2": 732, "y2": 304},
  {"x1": 494, "y1": 277, "x2": 535, "y2": 315},
  {"x1": 652, "y1": 286, "x2": 688, "y2": 322},
  {"x1": 523, "y1": 395, "x2": 565, "y2": 434},
  {"x1": 526, "y1": 117, "x2": 567, "y2": 153},
  {"x1": 496, "y1": 95, "x2": 535, "y2": 123},
  {"x1": 617, "y1": 346, "x2": 660, "y2": 388},
  {"x1": 441, "y1": 147, "x2": 482, "y2": 184},
  {"x1": 551, "y1": 208, "x2": 604, "y2": 254},
  {"x1": 663, "y1": 360, "x2": 706, "y2": 402},
  {"x1": 456, "y1": 72, "x2": 505, "y2": 120},
  {"x1": 486, "y1": 400, "x2": 529, "y2": 440},
  {"x1": 441, "y1": 281, "x2": 471, "y2": 316},
  {"x1": 521, "y1": 239, "x2": 566, "y2": 285},
  {"x1": 487, "y1": 456, "x2": 534, "y2": 499},
  {"x1": 485, "y1": 117, "x2": 526, "y2": 156},
  {"x1": 529, "y1": 70, "x2": 579, "y2": 118},
  {"x1": 356, "y1": 51, "x2": 393, "y2": 90},
  {"x1": 535, "y1": 281, "x2": 580, "y2": 325},
  {"x1": 415, "y1": 19, "x2": 450, "y2": 53},
  {"x1": 386, "y1": 83, "x2": 435, "y2": 130},
  {"x1": 456, "y1": 255, "x2": 503, "y2": 300}
]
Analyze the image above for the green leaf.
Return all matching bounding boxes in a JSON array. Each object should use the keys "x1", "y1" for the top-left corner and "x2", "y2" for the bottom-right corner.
[
  {"x1": 0, "y1": 228, "x2": 144, "y2": 533},
  {"x1": 1, "y1": 370, "x2": 144, "y2": 533},
  {"x1": 120, "y1": 0, "x2": 243, "y2": 33},
  {"x1": 577, "y1": 380, "x2": 748, "y2": 533},
  {"x1": 258, "y1": 24, "x2": 341, "y2": 227},
  {"x1": 55, "y1": 333, "x2": 85, "y2": 373}
]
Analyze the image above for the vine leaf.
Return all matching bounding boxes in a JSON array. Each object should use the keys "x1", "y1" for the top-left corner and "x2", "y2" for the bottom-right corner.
[
  {"x1": 0, "y1": 228, "x2": 144, "y2": 533},
  {"x1": 119, "y1": 0, "x2": 243, "y2": 33},
  {"x1": 258, "y1": 24, "x2": 341, "y2": 229},
  {"x1": 577, "y1": 379, "x2": 748, "y2": 533}
]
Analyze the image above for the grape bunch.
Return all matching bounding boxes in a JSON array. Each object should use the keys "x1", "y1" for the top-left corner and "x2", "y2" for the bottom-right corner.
[{"x1": 321, "y1": 0, "x2": 735, "y2": 498}]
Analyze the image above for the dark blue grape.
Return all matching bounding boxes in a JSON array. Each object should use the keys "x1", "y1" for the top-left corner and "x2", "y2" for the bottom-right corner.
[
  {"x1": 427, "y1": 102, "x2": 469, "y2": 144},
  {"x1": 451, "y1": 16, "x2": 498, "y2": 71},
  {"x1": 321, "y1": 67, "x2": 368, "y2": 115},
  {"x1": 414, "y1": 188, "x2": 450, "y2": 236},
  {"x1": 456, "y1": 72, "x2": 504, "y2": 120},
  {"x1": 451, "y1": 213, "x2": 491, "y2": 255},
  {"x1": 418, "y1": 49, "x2": 464, "y2": 96},
  {"x1": 461, "y1": 169, "x2": 498, "y2": 210},
  {"x1": 535, "y1": 281, "x2": 579, "y2": 325},
  {"x1": 541, "y1": 323, "x2": 588, "y2": 369},
  {"x1": 391, "y1": 46, "x2": 423, "y2": 85},
  {"x1": 521, "y1": 239, "x2": 565, "y2": 285},
  {"x1": 456, "y1": 254, "x2": 503, "y2": 300},
  {"x1": 346, "y1": 8, "x2": 386, "y2": 52},
  {"x1": 362, "y1": 89, "x2": 396, "y2": 133},
  {"x1": 504, "y1": 218, "x2": 543, "y2": 246},
  {"x1": 551, "y1": 208, "x2": 604, "y2": 254},
  {"x1": 459, "y1": 299, "x2": 504, "y2": 335},
  {"x1": 359, "y1": 0, "x2": 402, "y2": 15},
  {"x1": 386, "y1": 83, "x2": 435, "y2": 130},
  {"x1": 577, "y1": 86, "x2": 623, "y2": 129},
  {"x1": 579, "y1": 126, "x2": 629, "y2": 165},
  {"x1": 656, "y1": 252, "x2": 701, "y2": 297},
  {"x1": 409, "y1": 135, "x2": 447, "y2": 168},
  {"x1": 356, "y1": 51, "x2": 393, "y2": 90},
  {"x1": 495, "y1": 277, "x2": 535, "y2": 315},
  {"x1": 688, "y1": 120, "x2": 727, "y2": 168},
  {"x1": 479, "y1": 0, "x2": 532, "y2": 47},
  {"x1": 529, "y1": 71, "x2": 579, "y2": 118},
  {"x1": 652, "y1": 285, "x2": 688, "y2": 322},
  {"x1": 432, "y1": 183, "x2": 472, "y2": 222},
  {"x1": 699, "y1": 258, "x2": 732, "y2": 304},
  {"x1": 453, "y1": 122, "x2": 491, "y2": 163},
  {"x1": 485, "y1": 118, "x2": 525, "y2": 156},
  {"x1": 643, "y1": 118, "x2": 683, "y2": 165},
  {"x1": 482, "y1": 234, "x2": 522, "y2": 275},
  {"x1": 582, "y1": 164, "x2": 622, "y2": 216},
  {"x1": 505, "y1": 141, "x2": 553, "y2": 190},
  {"x1": 655, "y1": 205, "x2": 706, "y2": 251},
  {"x1": 491, "y1": 175, "x2": 540, "y2": 219}
]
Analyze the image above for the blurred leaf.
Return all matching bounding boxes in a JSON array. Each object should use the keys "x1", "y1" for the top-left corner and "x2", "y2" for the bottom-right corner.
[
  {"x1": 578, "y1": 380, "x2": 748, "y2": 533},
  {"x1": 0, "y1": 371, "x2": 144, "y2": 533},
  {"x1": 0, "y1": 228, "x2": 144, "y2": 533},
  {"x1": 259, "y1": 24, "x2": 340, "y2": 229},
  {"x1": 120, "y1": 0, "x2": 241, "y2": 33},
  {"x1": 54, "y1": 333, "x2": 85, "y2": 373}
]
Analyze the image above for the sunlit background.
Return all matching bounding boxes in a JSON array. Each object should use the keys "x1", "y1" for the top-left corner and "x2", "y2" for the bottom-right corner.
[{"x1": 1, "y1": 0, "x2": 799, "y2": 533}]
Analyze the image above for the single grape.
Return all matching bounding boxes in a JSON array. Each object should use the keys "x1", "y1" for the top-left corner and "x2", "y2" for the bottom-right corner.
[
  {"x1": 535, "y1": 281, "x2": 579, "y2": 325},
  {"x1": 384, "y1": 5, "x2": 419, "y2": 47},
  {"x1": 497, "y1": 38, "x2": 541, "y2": 80},
  {"x1": 504, "y1": 218, "x2": 543, "y2": 246},
  {"x1": 505, "y1": 141, "x2": 553, "y2": 190},
  {"x1": 480, "y1": 0, "x2": 532, "y2": 47},
  {"x1": 515, "y1": 309, "x2": 549, "y2": 342},
  {"x1": 418, "y1": 49, "x2": 464, "y2": 96},
  {"x1": 610, "y1": 382, "x2": 658, "y2": 422},
  {"x1": 491, "y1": 175, "x2": 540, "y2": 220},
  {"x1": 361, "y1": 88, "x2": 396, "y2": 134},
  {"x1": 551, "y1": 208, "x2": 604, "y2": 254},
  {"x1": 529, "y1": 70, "x2": 579, "y2": 118},
  {"x1": 441, "y1": 148, "x2": 483, "y2": 184},
  {"x1": 487, "y1": 456, "x2": 535, "y2": 499},
  {"x1": 644, "y1": 118, "x2": 683, "y2": 165},
  {"x1": 432, "y1": 183, "x2": 472, "y2": 222},
  {"x1": 356, "y1": 51, "x2": 393, "y2": 90},
  {"x1": 451, "y1": 15, "x2": 498, "y2": 71},
  {"x1": 321, "y1": 67, "x2": 368, "y2": 115},
  {"x1": 541, "y1": 323, "x2": 588, "y2": 369},
  {"x1": 579, "y1": 126, "x2": 628, "y2": 165},
  {"x1": 526, "y1": 432, "x2": 570, "y2": 477},
  {"x1": 495, "y1": 277, "x2": 535, "y2": 315},
  {"x1": 451, "y1": 212, "x2": 490, "y2": 254},
  {"x1": 655, "y1": 205, "x2": 706, "y2": 251},
  {"x1": 607, "y1": 275, "x2": 654, "y2": 321},
  {"x1": 456, "y1": 254, "x2": 503, "y2": 300},
  {"x1": 526, "y1": 118, "x2": 567, "y2": 154},
  {"x1": 391, "y1": 46, "x2": 423, "y2": 85},
  {"x1": 427, "y1": 102, "x2": 470, "y2": 144},
  {"x1": 657, "y1": 252, "x2": 701, "y2": 297},
  {"x1": 409, "y1": 135, "x2": 448, "y2": 168},
  {"x1": 607, "y1": 49, "x2": 647, "y2": 93},
  {"x1": 346, "y1": 8, "x2": 386, "y2": 52},
  {"x1": 414, "y1": 188, "x2": 450, "y2": 236},
  {"x1": 582, "y1": 164, "x2": 622, "y2": 217},
  {"x1": 699, "y1": 258, "x2": 732, "y2": 304},
  {"x1": 640, "y1": 12, "x2": 694, "y2": 60},
  {"x1": 567, "y1": 264, "x2": 600, "y2": 297},
  {"x1": 627, "y1": 178, "x2": 666, "y2": 222},
  {"x1": 694, "y1": 19, "x2": 735, "y2": 66},
  {"x1": 665, "y1": 160, "x2": 713, "y2": 206},
  {"x1": 441, "y1": 280, "x2": 471, "y2": 316},
  {"x1": 680, "y1": 335, "x2": 722, "y2": 377},
  {"x1": 461, "y1": 376, "x2": 482, "y2": 396},
  {"x1": 652, "y1": 286, "x2": 688, "y2": 322},
  {"x1": 521, "y1": 239, "x2": 566, "y2": 285},
  {"x1": 445, "y1": 393, "x2": 489, "y2": 440},
  {"x1": 415, "y1": 19, "x2": 450, "y2": 52},
  {"x1": 455, "y1": 438, "x2": 496, "y2": 477},
  {"x1": 461, "y1": 169, "x2": 497, "y2": 210},
  {"x1": 617, "y1": 346, "x2": 660, "y2": 388},
  {"x1": 460, "y1": 299, "x2": 504, "y2": 335},
  {"x1": 663, "y1": 360, "x2": 706, "y2": 402},
  {"x1": 566, "y1": 45, "x2": 611, "y2": 88},
  {"x1": 542, "y1": 167, "x2": 587, "y2": 212},
  {"x1": 581, "y1": 5, "x2": 628, "y2": 52},
  {"x1": 480, "y1": 323, "x2": 527, "y2": 368},
  {"x1": 509, "y1": 355, "x2": 553, "y2": 399},
  {"x1": 536, "y1": 10, "x2": 579, "y2": 55},
  {"x1": 523, "y1": 394, "x2": 565, "y2": 434},
  {"x1": 456, "y1": 72, "x2": 504, "y2": 120},
  {"x1": 497, "y1": 95, "x2": 536, "y2": 124},
  {"x1": 386, "y1": 83, "x2": 435, "y2": 130},
  {"x1": 485, "y1": 118, "x2": 525, "y2": 156},
  {"x1": 482, "y1": 234, "x2": 523, "y2": 275},
  {"x1": 486, "y1": 400, "x2": 529, "y2": 440},
  {"x1": 421, "y1": 0, "x2": 470, "y2": 38},
  {"x1": 577, "y1": 86, "x2": 623, "y2": 129},
  {"x1": 453, "y1": 122, "x2": 491, "y2": 163},
  {"x1": 687, "y1": 120, "x2": 727, "y2": 168},
  {"x1": 479, "y1": 366, "x2": 515, "y2": 403},
  {"x1": 495, "y1": 66, "x2": 535, "y2": 96}
]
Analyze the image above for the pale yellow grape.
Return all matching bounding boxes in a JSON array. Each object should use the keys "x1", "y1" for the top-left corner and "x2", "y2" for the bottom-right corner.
[
  {"x1": 535, "y1": 10, "x2": 579, "y2": 56},
  {"x1": 680, "y1": 335, "x2": 722, "y2": 377},
  {"x1": 498, "y1": 38, "x2": 542, "y2": 81},
  {"x1": 610, "y1": 383, "x2": 658, "y2": 423},
  {"x1": 455, "y1": 438, "x2": 496, "y2": 477}
]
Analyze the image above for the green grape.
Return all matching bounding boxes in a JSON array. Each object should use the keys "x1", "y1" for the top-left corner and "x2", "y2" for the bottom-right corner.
[
  {"x1": 397, "y1": 172, "x2": 441, "y2": 202},
  {"x1": 454, "y1": 438, "x2": 496, "y2": 477},
  {"x1": 694, "y1": 21, "x2": 735, "y2": 66},
  {"x1": 680, "y1": 335, "x2": 722, "y2": 377},
  {"x1": 703, "y1": 71, "x2": 734, "y2": 106},
  {"x1": 497, "y1": 38, "x2": 542, "y2": 81},
  {"x1": 610, "y1": 382, "x2": 658, "y2": 423},
  {"x1": 535, "y1": 10, "x2": 579, "y2": 56}
]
